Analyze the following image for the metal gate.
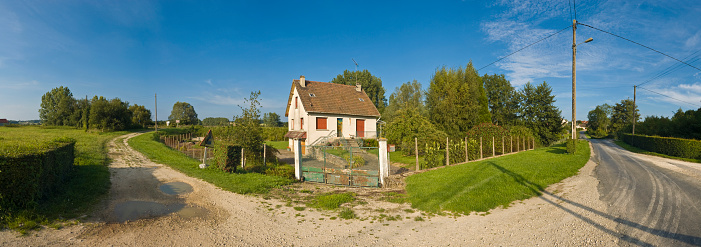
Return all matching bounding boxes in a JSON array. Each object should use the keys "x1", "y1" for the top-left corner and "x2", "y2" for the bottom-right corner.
[{"x1": 301, "y1": 145, "x2": 380, "y2": 187}]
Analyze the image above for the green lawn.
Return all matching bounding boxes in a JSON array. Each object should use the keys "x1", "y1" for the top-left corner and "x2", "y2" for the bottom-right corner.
[
  {"x1": 129, "y1": 132, "x2": 294, "y2": 194},
  {"x1": 265, "y1": 140, "x2": 289, "y2": 150},
  {"x1": 0, "y1": 126, "x2": 128, "y2": 233},
  {"x1": 367, "y1": 149, "x2": 425, "y2": 171},
  {"x1": 405, "y1": 140, "x2": 590, "y2": 214}
]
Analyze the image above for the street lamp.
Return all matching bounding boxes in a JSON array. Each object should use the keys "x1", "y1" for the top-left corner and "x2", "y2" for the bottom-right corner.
[{"x1": 572, "y1": 19, "x2": 593, "y2": 139}]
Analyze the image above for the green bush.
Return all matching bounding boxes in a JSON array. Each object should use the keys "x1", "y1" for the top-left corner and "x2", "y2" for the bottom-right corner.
[
  {"x1": 212, "y1": 144, "x2": 242, "y2": 173},
  {"x1": 264, "y1": 165, "x2": 295, "y2": 179},
  {"x1": 362, "y1": 139, "x2": 379, "y2": 147},
  {"x1": 622, "y1": 134, "x2": 701, "y2": 159},
  {"x1": 262, "y1": 127, "x2": 288, "y2": 141},
  {"x1": 421, "y1": 142, "x2": 444, "y2": 169},
  {"x1": 0, "y1": 138, "x2": 76, "y2": 210},
  {"x1": 566, "y1": 139, "x2": 577, "y2": 154}
]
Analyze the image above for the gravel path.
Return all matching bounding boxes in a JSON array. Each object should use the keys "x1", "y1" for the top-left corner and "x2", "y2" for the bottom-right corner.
[{"x1": 1, "y1": 133, "x2": 621, "y2": 246}]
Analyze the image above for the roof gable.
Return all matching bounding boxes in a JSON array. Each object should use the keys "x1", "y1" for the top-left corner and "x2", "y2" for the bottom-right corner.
[{"x1": 285, "y1": 79, "x2": 380, "y2": 117}]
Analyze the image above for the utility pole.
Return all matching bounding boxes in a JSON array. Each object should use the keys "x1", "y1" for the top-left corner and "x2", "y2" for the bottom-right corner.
[
  {"x1": 633, "y1": 85, "x2": 636, "y2": 135},
  {"x1": 572, "y1": 19, "x2": 577, "y2": 140},
  {"x1": 155, "y1": 93, "x2": 158, "y2": 133}
]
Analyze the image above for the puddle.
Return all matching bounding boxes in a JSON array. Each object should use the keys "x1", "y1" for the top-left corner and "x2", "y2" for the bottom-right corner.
[
  {"x1": 177, "y1": 206, "x2": 208, "y2": 219},
  {"x1": 159, "y1": 182, "x2": 193, "y2": 195},
  {"x1": 112, "y1": 201, "x2": 185, "y2": 222}
]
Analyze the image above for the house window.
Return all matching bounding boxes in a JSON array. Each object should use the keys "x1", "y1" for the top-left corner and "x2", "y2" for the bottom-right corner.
[
  {"x1": 301, "y1": 118, "x2": 304, "y2": 130},
  {"x1": 295, "y1": 97, "x2": 298, "y2": 109},
  {"x1": 290, "y1": 119, "x2": 293, "y2": 130},
  {"x1": 316, "y1": 117, "x2": 327, "y2": 130}
]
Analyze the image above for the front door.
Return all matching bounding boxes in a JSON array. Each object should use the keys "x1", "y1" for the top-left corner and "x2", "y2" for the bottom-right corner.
[
  {"x1": 356, "y1": 119, "x2": 365, "y2": 138},
  {"x1": 337, "y1": 118, "x2": 343, "y2": 137}
]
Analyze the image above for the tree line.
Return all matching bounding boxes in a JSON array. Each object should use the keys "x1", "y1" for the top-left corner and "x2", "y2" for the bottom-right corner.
[
  {"x1": 634, "y1": 107, "x2": 701, "y2": 140},
  {"x1": 39, "y1": 86, "x2": 152, "y2": 131},
  {"x1": 586, "y1": 99, "x2": 640, "y2": 138}
]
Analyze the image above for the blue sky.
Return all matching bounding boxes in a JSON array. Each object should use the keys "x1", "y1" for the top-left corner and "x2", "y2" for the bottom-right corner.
[{"x1": 1, "y1": 0, "x2": 700, "y2": 122}]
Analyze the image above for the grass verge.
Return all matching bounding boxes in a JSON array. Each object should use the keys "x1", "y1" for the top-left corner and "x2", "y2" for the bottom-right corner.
[
  {"x1": 128, "y1": 132, "x2": 294, "y2": 194},
  {"x1": 265, "y1": 140, "x2": 289, "y2": 150},
  {"x1": 405, "y1": 140, "x2": 590, "y2": 214},
  {"x1": 367, "y1": 149, "x2": 425, "y2": 171},
  {"x1": 614, "y1": 140, "x2": 701, "y2": 163},
  {"x1": 0, "y1": 126, "x2": 127, "y2": 233}
]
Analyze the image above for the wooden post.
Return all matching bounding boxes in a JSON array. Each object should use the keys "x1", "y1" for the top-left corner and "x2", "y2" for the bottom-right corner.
[
  {"x1": 502, "y1": 136, "x2": 504, "y2": 155},
  {"x1": 523, "y1": 137, "x2": 526, "y2": 151},
  {"x1": 415, "y1": 137, "x2": 419, "y2": 171},
  {"x1": 263, "y1": 144, "x2": 267, "y2": 167},
  {"x1": 241, "y1": 147, "x2": 245, "y2": 169},
  {"x1": 446, "y1": 137, "x2": 449, "y2": 166},
  {"x1": 533, "y1": 138, "x2": 535, "y2": 150},
  {"x1": 464, "y1": 137, "x2": 468, "y2": 162},
  {"x1": 479, "y1": 136, "x2": 483, "y2": 160},
  {"x1": 492, "y1": 136, "x2": 495, "y2": 157},
  {"x1": 510, "y1": 136, "x2": 513, "y2": 153}
]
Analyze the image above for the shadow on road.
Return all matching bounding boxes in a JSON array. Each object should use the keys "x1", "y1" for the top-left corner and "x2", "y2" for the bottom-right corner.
[{"x1": 488, "y1": 162, "x2": 701, "y2": 246}]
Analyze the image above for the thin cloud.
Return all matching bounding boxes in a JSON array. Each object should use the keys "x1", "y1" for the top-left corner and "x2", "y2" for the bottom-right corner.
[{"x1": 645, "y1": 83, "x2": 701, "y2": 108}]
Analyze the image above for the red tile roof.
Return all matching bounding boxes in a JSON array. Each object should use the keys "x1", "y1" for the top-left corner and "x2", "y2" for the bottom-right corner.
[
  {"x1": 285, "y1": 79, "x2": 380, "y2": 117},
  {"x1": 0, "y1": 119, "x2": 8, "y2": 124}
]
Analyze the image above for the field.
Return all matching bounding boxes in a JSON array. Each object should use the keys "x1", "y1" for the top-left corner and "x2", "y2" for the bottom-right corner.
[
  {"x1": 128, "y1": 131, "x2": 295, "y2": 194},
  {"x1": 406, "y1": 140, "x2": 590, "y2": 214},
  {"x1": 0, "y1": 126, "x2": 127, "y2": 233}
]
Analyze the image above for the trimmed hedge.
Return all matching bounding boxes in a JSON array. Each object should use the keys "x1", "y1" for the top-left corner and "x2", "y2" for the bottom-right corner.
[
  {"x1": 0, "y1": 138, "x2": 76, "y2": 209},
  {"x1": 621, "y1": 134, "x2": 701, "y2": 159}
]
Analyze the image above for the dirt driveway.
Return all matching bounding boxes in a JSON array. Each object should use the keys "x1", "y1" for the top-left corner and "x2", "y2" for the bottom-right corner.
[{"x1": 1, "y1": 133, "x2": 621, "y2": 246}]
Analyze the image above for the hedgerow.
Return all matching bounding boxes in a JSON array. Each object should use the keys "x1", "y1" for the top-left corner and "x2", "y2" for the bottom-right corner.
[{"x1": 621, "y1": 134, "x2": 701, "y2": 159}]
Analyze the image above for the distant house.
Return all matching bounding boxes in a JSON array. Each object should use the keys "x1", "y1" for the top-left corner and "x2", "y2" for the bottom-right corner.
[
  {"x1": 0, "y1": 119, "x2": 9, "y2": 126},
  {"x1": 284, "y1": 76, "x2": 381, "y2": 149}
]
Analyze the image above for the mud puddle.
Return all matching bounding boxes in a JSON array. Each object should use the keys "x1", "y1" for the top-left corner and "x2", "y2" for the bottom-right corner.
[
  {"x1": 112, "y1": 201, "x2": 208, "y2": 222},
  {"x1": 159, "y1": 182, "x2": 193, "y2": 195}
]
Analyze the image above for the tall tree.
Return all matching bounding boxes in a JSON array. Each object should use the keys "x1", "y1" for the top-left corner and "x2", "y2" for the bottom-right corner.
[
  {"x1": 331, "y1": 69, "x2": 387, "y2": 113},
  {"x1": 483, "y1": 74, "x2": 520, "y2": 126},
  {"x1": 587, "y1": 104, "x2": 611, "y2": 138},
  {"x1": 519, "y1": 82, "x2": 563, "y2": 145},
  {"x1": 426, "y1": 62, "x2": 491, "y2": 138},
  {"x1": 202, "y1": 117, "x2": 230, "y2": 126},
  {"x1": 129, "y1": 104, "x2": 152, "y2": 128},
  {"x1": 39, "y1": 86, "x2": 76, "y2": 126},
  {"x1": 262, "y1": 112, "x2": 282, "y2": 127},
  {"x1": 383, "y1": 80, "x2": 425, "y2": 123},
  {"x1": 169, "y1": 101, "x2": 198, "y2": 125},
  {"x1": 611, "y1": 99, "x2": 640, "y2": 133},
  {"x1": 232, "y1": 91, "x2": 264, "y2": 159},
  {"x1": 89, "y1": 96, "x2": 132, "y2": 131}
]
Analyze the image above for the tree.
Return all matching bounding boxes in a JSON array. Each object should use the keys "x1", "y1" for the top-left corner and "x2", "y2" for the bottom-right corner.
[
  {"x1": 129, "y1": 104, "x2": 152, "y2": 128},
  {"x1": 331, "y1": 69, "x2": 387, "y2": 113},
  {"x1": 426, "y1": 62, "x2": 491, "y2": 138},
  {"x1": 89, "y1": 96, "x2": 132, "y2": 131},
  {"x1": 232, "y1": 91, "x2": 264, "y2": 162},
  {"x1": 587, "y1": 105, "x2": 611, "y2": 138},
  {"x1": 383, "y1": 80, "x2": 426, "y2": 123},
  {"x1": 262, "y1": 112, "x2": 282, "y2": 127},
  {"x1": 169, "y1": 101, "x2": 198, "y2": 125},
  {"x1": 202, "y1": 117, "x2": 230, "y2": 126},
  {"x1": 611, "y1": 99, "x2": 640, "y2": 133},
  {"x1": 385, "y1": 108, "x2": 447, "y2": 156},
  {"x1": 519, "y1": 82, "x2": 563, "y2": 146},
  {"x1": 39, "y1": 86, "x2": 76, "y2": 126},
  {"x1": 483, "y1": 74, "x2": 520, "y2": 126}
]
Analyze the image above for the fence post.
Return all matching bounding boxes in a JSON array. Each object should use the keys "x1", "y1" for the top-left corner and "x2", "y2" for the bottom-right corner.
[
  {"x1": 263, "y1": 144, "x2": 267, "y2": 167},
  {"x1": 465, "y1": 137, "x2": 468, "y2": 162},
  {"x1": 241, "y1": 147, "x2": 245, "y2": 169},
  {"x1": 492, "y1": 136, "x2": 495, "y2": 157},
  {"x1": 379, "y1": 139, "x2": 389, "y2": 186},
  {"x1": 510, "y1": 136, "x2": 513, "y2": 153},
  {"x1": 523, "y1": 137, "x2": 526, "y2": 151},
  {"x1": 502, "y1": 136, "x2": 504, "y2": 155},
  {"x1": 517, "y1": 136, "x2": 519, "y2": 151},
  {"x1": 480, "y1": 136, "x2": 483, "y2": 160},
  {"x1": 532, "y1": 138, "x2": 535, "y2": 150},
  {"x1": 446, "y1": 137, "x2": 449, "y2": 166},
  {"x1": 294, "y1": 139, "x2": 302, "y2": 180},
  {"x1": 415, "y1": 137, "x2": 419, "y2": 171}
]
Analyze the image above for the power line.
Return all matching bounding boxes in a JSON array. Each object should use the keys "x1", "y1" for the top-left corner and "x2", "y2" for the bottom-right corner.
[
  {"x1": 578, "y1": 22, "x2": 701, "y2": 73},
  {"x1": 573, "y1": 0, "x2": 577, "y2": 20},
  {"x1": 638, "y1": 86, "x2": 701, "y2": 107},
  {"x1": 478, "y1": 24, "x2": 572, "y2": 72},
  {"x1": 637, "y1": 51, "x2": 701, "y2": 87},
  {"x1": 568, "y1": 0, "x2": 573, "y2": 21}
]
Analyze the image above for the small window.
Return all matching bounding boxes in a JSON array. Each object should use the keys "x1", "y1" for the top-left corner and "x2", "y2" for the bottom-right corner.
[
  {"x1": 295, "y1": 97, "x2": 298, "y2": 109},
  {"x1": 316, "y1": 117, "x2": 327, "y2": 130},
  {"x1": 309, "y1": 93, "x2": 316, "y2": 97},
  {"x1": 359, "y1": 98, "x2": 364, "y2": 102},
  {"x1": 301, "y1": 118, "x2": 304, "y2": 129}
]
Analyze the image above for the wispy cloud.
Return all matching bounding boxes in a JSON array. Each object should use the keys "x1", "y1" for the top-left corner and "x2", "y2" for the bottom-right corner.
[
  {"x1": 644, "y1": 83, "x2": 701, "y2": 108},
  {"x1": 205, "y1": 79, "x2": 213, "y2": 86},
  {"x1": 0, "y1": 80, "x2": 40, "y2": 90}
]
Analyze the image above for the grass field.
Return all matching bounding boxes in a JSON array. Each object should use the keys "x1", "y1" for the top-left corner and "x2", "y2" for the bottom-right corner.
[
  {"x1": 0, "y1": 126, "x2": 127, "y2": 233},
  {"x1": 129, "y1": 132, "x2": 294, "y2": 194},
  {"x1": 265, "y1": 140, "x2": 289, "y2": 150},
  {"x1": 405, "y1": 140, "x2": 590, "y2": 214},
  {"x1": 367, "y1": 149, "x2": 425, "y2": 171}
]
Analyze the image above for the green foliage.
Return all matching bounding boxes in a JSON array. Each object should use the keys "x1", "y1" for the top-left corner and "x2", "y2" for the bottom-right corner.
[
  {"x1": 383, "y1": 80, "x2": 425, "y2": 123},
  {"x1": 385, "y1": 108, "x2": 446, "y2": 156},
  {"x1": 262, "y1": 127, "x2": 288, "y2": 141},
  {"x1": 611, "y1": 99, "x2": 639, "y2": 134},
  {"x1": 232, "y1": 91, "x2": 264, "y2": 162},
  {"x1": 566, "y1": 139, "x2": 577, "y2": 154},
  {"x1": 587, "y1": 104, "x2": 612, "y2": 138},
  {"x1": 519, "y1": 82, "x2": 563, "y2": 146},
  {"x1": 129, "y1": 104, "x2": 153, "y2": 128},
  {"x1": 636, "y1": 107, "x2": 701, "y2": 140},
  {"x1": 466, "y1": 123, "x2": 515, "y2": 158},
  {"x1": 39, "y1": 86, "x2": 76, "y2": 126},
  {"x1": 426, "y1": 62, "x2": 491, "y2": 138},
  {"x1": 264, "y1": 165, "x2": 295, "y2": 179},
  {"x1": 621, "y1": 134, "x2": 701, "y2": 159},
  {"x1": 338, "y1": 208, "x2": 356, "y2": 219},
  {"x1": 420, "y1": 142, "x2": 444, "y2": 169},
  {"x1": 212, "y1": 145, "x2": 242, "y2": 173},
  {"x1": 202, "y1": 117, "x2": 230, "y2": 126},
  {"x1": 169, "y1": 101, "x2": 199, "y2": 125},
  {"x1": 362, "y1": 138, "x2": 378, "y2": 147},
  {"x1": 483, "y1": 74, "x2": 520, "y2": 126},
  {"x1": 262, "y1": 112, "x2": 282, "y2": 127},
  {"x1": 307, "y1": 192, "x2": 356, "y2": 210},
  {"x1": 406, "y1": 140, "x2": 590, "y2": 214},
  {"x1": 342, "y1": 154, "x2": 366, "y2": 168},
  {"x1": 331, "y1": 69, "x2": 387, "y2": 113},
  {"x1": 89, "y1": 96, "x2": 132, "y2": 131}
]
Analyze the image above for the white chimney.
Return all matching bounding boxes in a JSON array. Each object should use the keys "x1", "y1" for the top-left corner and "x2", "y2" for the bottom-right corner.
[
  {"x1": 300, "y1": 75, "x2": 306, "y2": 87},
  {"x1": 355, "y1": 83, "x2": 361, "y2": 92}
]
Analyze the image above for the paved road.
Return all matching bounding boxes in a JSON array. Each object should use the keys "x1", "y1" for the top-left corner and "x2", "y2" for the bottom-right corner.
[{"x1": 591, "y1": 138, "x2": 701, "y2": 246}]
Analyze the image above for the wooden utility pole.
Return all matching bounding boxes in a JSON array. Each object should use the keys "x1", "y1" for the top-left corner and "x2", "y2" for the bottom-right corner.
[
  {"x1": 155, "y1": 93, "x2": 158, "y2": 133},
  {"x1": 633, "y1": 85, "x2": 637, "y2": 135},
  {"x1": 572, "y1": 19, "x2": 578, "y2": 140}
]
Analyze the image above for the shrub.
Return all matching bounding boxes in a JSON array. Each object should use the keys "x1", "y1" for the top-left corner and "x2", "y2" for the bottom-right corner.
[
  {"x1": 420, "y1": 142, "x2": 444, "y2": 169},
  {"x1": 262, "y1": 127, "x2": 288, "y2": 141},
  {"x1": 566, "y1": 139, "x2": 577, "y2": 154},
  {"x1": 212, "y1": 144, "x2": 242, "y2": 173},
  {"x1": 363, "y1": 139, "x2": 379, "y2": 147},
  {"x1": 0, "y1": 138, "x2": 76, "y2": 210},
  {"x1": 622, "y1": 134, "x2": 701, "y2": 159},
  {"x1": 264, "y1": 165, "x2": 295, "y2": 179}
]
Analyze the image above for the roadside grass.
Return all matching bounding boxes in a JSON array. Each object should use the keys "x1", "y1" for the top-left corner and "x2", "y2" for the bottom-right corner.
[
  {"x1": 405, "y1": 140, "x2": 590, "y2": 214},
  {"x1": 0, "y1": 126, "x2": 127, "y2": 233},
  {"x1": 265, "y1": 140, "x2": 289, "y2": 150},
  {"x1": 307, "y1": 192, "x2": 356, "y2": 210},
  {"x1": 367, "y1": 149, "x2": 425, "y2": 171},
  {"x1": 614, "y1": 140, "x2": 701, "y2": 163},
  {"x1": 128, "y1": 132, "x2": 294, "y2": 194}
]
